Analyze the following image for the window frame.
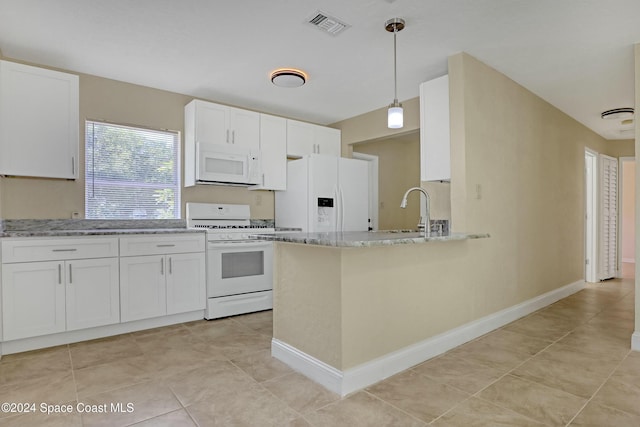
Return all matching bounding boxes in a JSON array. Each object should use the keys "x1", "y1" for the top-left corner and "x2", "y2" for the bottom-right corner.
[{"x1": 84, "y1": 119, "x2": 182, "y2": 220}]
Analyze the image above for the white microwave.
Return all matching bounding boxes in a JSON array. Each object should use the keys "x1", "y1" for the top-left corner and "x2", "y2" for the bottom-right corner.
[{"x1": 196, "y1": 143, "x2": 261, "y2": 186}]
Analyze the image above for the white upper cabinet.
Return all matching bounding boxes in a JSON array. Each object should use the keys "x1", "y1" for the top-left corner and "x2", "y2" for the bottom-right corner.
[
  {"x1": 252, "y1": 113, "x2": 287, "y2": 191},
  {"x1": 420, "y1": 74, "x2": 450, "y2": 182},
  {"x1": 185, "y1": 99, "x2": 260, "y2": 150},
  {"x1": 0, "y1": 60, "x2": 79, "y2": 179},
  {"x1": 286, "y1": 119, "x2": 341, "y2": 158}
]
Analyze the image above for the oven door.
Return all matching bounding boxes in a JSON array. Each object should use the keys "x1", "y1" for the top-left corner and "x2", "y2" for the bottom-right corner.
[{"x1": 207, "y1": 240, "x2": 273, "y2": 297}]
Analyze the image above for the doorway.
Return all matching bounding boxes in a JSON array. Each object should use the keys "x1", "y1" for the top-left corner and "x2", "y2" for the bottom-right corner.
[
  {"x1": 352, "y1": 152, "x2": 379, "y2": 231},
  {"x1": 585, "y1": 149, "x2": 598, "y2": 283}
]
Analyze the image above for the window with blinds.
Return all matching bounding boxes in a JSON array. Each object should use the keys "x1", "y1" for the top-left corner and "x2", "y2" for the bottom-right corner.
[{"x1": 85, "y1": 121, "x2": 181, "y2": 219}]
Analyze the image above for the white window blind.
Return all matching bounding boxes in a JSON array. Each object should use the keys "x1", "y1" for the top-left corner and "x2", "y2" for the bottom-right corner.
[{"x1": 85, "y1": 121, "x2": 180, "y2": 219}]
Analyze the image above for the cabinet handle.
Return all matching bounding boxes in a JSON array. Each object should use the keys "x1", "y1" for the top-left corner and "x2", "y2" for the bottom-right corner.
[
  {"x1": 160, "y1": 258, "x2": 164, "y2": 275},
  {"x1": 169, "y1": 257, "x2": 172, "y2": 274},
  {"x1": 69, "y1": 264, "x2": 73, "y2": 284},
  {"x1": 72, "y1": 157, "x2": 75, "y2": 175},
  {"x1": 156, "y1": 244, "x2": 175, "y2": 247},
  {"x1": 58, "y1": 264, "x2": 62, "y2": 284},
  {"x1": 52, "y1": 248, "x2": 77, "y2": 252},
  {"x1": 226, "y1": 129, "x2": 229, "y2": 143},
  {"x1": 232, "y1": 130, "x2": 235, "y2": 144}
]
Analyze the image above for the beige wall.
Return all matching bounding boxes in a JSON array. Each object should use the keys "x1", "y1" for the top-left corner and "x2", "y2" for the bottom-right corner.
[
  {"x1": 635, "y1": 43, "x2": 640, "y2": 335},
  {"x1": 275, "y1": 52, "x2": 634, "y2": 371},
  {"x1": 332, "y1": 97, "x2": 420, "y2": 152},
  {"x1": 0, "y1": 58, "x2": 274, "y2": 220},
  {"x1": 622, "y1": 161, "x2": 635, "y2": 262},
  {"x1": 352, "y1": 133, "x2": 420, "y2": 230}
]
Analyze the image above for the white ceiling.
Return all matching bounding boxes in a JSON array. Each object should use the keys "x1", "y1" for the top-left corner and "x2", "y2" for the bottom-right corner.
[{"x1": 0, "y1": 0, "x2": 638, "y2": 140}]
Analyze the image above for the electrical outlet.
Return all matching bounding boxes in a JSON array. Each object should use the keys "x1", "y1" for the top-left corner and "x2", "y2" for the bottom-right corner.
[{"x1": 71, "y1": 211, "x2": 80, "y2": 219}]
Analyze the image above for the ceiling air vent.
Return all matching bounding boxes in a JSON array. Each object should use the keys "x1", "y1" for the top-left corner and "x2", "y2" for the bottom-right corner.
[{"x1": 306, "y1": 11, "x2": 350, "y2": 36}]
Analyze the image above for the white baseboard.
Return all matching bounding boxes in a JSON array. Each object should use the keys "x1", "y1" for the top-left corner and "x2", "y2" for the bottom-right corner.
[
  {"x1": 272, "y1": 280, "x2": 585, "y2": 396},
  {"x1": 622, "y1": 258, "x2": 636, "y2": 264},
  {"x1": 632, "y1": 332, "x2": 640, "y2": 352}
]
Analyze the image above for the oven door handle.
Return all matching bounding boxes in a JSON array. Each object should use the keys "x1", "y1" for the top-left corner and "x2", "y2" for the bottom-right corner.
[{"x1": 207, "y1": 241, "x2": 272, "y2": 249}]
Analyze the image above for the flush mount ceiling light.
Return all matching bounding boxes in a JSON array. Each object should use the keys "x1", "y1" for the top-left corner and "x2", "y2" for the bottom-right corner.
[
  {"x1": 601, "y1": 107, "x2": 634, "y2": 120},
  {"x1": 270, "y1": 68, "x2": 308, "y2": 88},
  {"x1": 386, "y1": 18, "x2": 405, "y2": 129}
]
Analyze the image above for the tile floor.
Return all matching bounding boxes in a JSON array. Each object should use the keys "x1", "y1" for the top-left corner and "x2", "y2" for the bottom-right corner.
[{"x1": 0, "y1": 277, "x2": 637, "y2": 426}]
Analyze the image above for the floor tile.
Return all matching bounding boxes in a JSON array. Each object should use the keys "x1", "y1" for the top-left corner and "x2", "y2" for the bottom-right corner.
[
  {"x1": 412, "y1": 354, "x2": 505, "y2": 394},
  {"x1": 502, "y1": 311, "x2": 579, "y2": 341},
  {"x1": 185, "y1": 383, "x2": 299, "y2": 427},
  {"x1": 132, "y1": 328, "x2": 205, "y2": 353},
  {"x1": 446, "y1": 338, "x2": 531, "y2": 371},
  {"x1": 80, "y1": 380, "x2": 181, "y2": 427},
  {"x1": 231, "y1": 349, "x2": 293, "y2": 382},
  {"x1": 470, "y1": 329, "x2": 553, "y2": 356},
  {"x1": 478, "y1": 375, "x2": 587, "y2": 426},
  {"x1": 262, "y1": 372, "x2": 339, "y2": 414},
  {"x1": 591, "y1": 377, "x2": 640, "y2": 416},
  {"x1": 203, "y1": 331, "x2": 272, "y2": 359},
  {"x1": 0, "y1": 348, "x2": 71, "y2": 386},
  {"x1": 130, "y1": 409, "x2": 196, "y2": 426},
  {"x1": 232, "y1": 310, "x2": 273, "y2": 336},
  {"x1": 70, "y1": 334, "x2": 143, "y2": 370},
  {"x1": 304, "y1": 391, "x2": 426, "y2": 427},
  {"x1": 569, "y1": 401, "x2": 640, "y2": 426},
  {"x1": 511, "y1": 344, "x2": 619, "y2": 397},
  {"x1": 366, "y1": 369, "x2": 469, "y2": 423},
  {"x1": 0, "y1": 345, "x2": 69, "y2": 364},
  {"x1": 74, "y1": 355, "x2": 152, "y2": 398},
  {"x1": 0, "y1": 372, "x2": 76, "y2": 419},
  {"x1": 164, "y1": 361, "x2": 257, "y2": 407},
  {"x1": 431, "y1": 397, "x2": 544, "y2": 426},
  {"x1": 0, "y1": 411, "x2": 82, "y2": 427}
]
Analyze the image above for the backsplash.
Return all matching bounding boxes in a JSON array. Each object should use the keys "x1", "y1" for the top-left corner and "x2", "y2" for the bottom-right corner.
[{"x1": 1, "y1": 219, "x2": 187, "y2": 232}]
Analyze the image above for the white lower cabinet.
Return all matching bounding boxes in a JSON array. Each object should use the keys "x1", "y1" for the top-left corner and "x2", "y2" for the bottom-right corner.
[
  {"x1": 2, "y1": 261, "x2": 66, "y2": 340},
  {"x1": 119, "y1": 255, "x2": 166, "y2": 322},
  {"x1": 119, "y1": 235, "x2": 206, "y2": 322},
  {"x1": 1, "y1": 237, "x2": 119, "y2": 341},
  {"x1": 65, "y1": 258, "x2": 119, "y2": 331}
]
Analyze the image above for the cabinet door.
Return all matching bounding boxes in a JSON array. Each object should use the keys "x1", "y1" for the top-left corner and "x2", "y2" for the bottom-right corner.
[
  {"x1": 420, "y1": 75, "x2": 450, "y2": 181},
  {"x1": 166, "y1": 252, "x2": 206, "y2": 315},
  {"x1": 120, "y1": 255, "x2": 166, "y2": 322},
  {"x1": 194, "y1": 100, "x2": 228, "y2": 145},
  {"x1": 255, "y1": 114, "x2": 287, "y2": 190},
  {"x1": 2, "y1": 261, "x2": 65, "y2": 340},
  {"x1": 314, "y1": 126, "x2": 341, "y2": 157},
  {"x1": 286, "y1": 120, "x2": 315, "y2": 157},
  {"x1": 230, "y1": 108, "x2": 260, "y2": 150},
  {"x1": 66, "y1": 258, "x2": 120, "y2": 331},
  {"x1": 0, "y1": 60, "x2": 78, "y2": 179}
]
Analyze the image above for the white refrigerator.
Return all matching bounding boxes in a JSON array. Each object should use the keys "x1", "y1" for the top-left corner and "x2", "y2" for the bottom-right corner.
[{"x1": 275, "y1": 154, "x2": 369, "y2": 232}]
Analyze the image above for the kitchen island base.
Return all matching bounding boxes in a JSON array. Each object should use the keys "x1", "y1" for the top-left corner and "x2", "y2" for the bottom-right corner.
[{"x1": 270, "y1": 240, "x2": 584, "y2": 396}]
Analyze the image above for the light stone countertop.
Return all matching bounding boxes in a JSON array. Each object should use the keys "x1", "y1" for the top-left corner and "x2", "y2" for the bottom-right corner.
[
  {"x1": 0, "y1": 218, "x2": 276, "y2": 238},
  {"x1": 251, "y1": 230, "x2": 490, "y2": 247}
]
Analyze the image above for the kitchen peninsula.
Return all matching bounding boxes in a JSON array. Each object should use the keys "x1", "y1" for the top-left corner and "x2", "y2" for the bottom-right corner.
[{"x1": 254, "y1": 230, "x2": 505, "y2": 396}]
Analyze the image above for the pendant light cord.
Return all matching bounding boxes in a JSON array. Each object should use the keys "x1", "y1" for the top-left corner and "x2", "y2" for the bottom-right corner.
[{"x1": 393, "y1": 26, "x2": 398, "y2": 104}]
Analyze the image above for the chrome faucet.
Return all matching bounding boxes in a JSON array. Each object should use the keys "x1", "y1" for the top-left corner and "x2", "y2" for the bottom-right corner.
[{"x1": 400, "y1": 187, "x2": 431, "y2": 237}]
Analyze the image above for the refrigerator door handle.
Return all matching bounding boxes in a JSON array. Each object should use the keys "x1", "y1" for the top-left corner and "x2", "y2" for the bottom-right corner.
[
  {"x1": 334, "y1": 186, "x2": 340, "y2": 233},
  {"x1": 339, "y1": 187, "x2": 345, "y2": 232}
]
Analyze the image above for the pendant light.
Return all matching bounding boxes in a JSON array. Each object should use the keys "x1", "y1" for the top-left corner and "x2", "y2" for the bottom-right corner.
[{"x1": 386, "y1": 18, "x2": 405, "y2": 129}]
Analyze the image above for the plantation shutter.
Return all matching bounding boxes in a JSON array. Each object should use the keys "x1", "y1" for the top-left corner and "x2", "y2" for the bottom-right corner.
[
  {"x1": 599, "y1": 154, "x2": 618, "y2": 280},
  {"x1": 85, "y1": 121, "x2": 181, "y2": 219}
]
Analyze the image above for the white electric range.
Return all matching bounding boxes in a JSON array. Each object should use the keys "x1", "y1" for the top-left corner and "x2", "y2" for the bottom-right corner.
[{"x1": 186, "y1": 203, "x2": 274, "y2": 319}]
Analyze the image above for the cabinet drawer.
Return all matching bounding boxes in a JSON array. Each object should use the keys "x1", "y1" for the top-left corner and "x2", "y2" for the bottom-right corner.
[
  {"x1": 1, "y1": 237, "x2": 119, "y2": 263},
  {"x1": 119, "y1": 234, "x2": 205, "y2": 256}
]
